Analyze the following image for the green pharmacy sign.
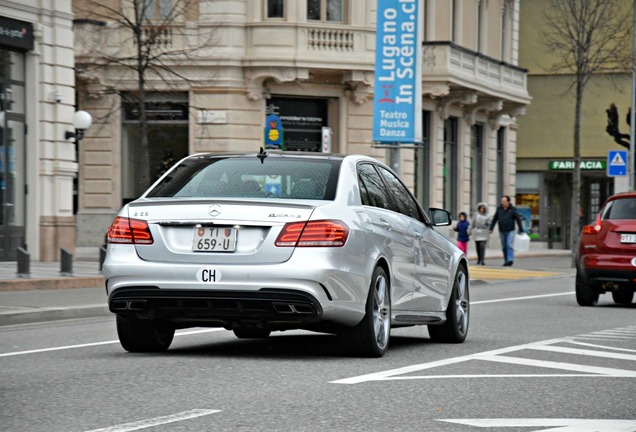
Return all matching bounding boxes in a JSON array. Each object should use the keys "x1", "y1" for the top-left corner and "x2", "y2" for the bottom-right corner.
[{"x1": 549, "y1": 160, "x2": 606, "y2": 171}]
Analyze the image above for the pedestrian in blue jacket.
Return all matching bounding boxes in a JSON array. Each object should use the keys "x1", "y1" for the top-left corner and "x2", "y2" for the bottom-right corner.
[{"x1": 489, "y1": 195, "x2": 524, "y2": 266}]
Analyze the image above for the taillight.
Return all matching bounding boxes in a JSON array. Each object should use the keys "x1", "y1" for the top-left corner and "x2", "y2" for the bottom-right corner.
[
  {"x1": 107, "y1": 217, "x2": 154, "y2": 245},
  {"x1": 582, "y1": 214, "x2": 602, "y2": 234},
  {"x1": 275, "y1": 220, "x2": 349, "y2": 247}
]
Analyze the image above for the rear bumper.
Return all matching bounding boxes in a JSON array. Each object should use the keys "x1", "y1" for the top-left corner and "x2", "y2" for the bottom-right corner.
[
  {"x1": 103, "y1": 245, "x2": 371, "y2": 328},
  {"x1": 578, "y1": 267, "x2": 636, "y2": 290},
  {"x1": 109, "y1": 287, "x2": 325, "y2": 330}
]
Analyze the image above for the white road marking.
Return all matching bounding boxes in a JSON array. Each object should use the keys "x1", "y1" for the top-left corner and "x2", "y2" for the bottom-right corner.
[
  {"x1": 85, "y1": 409, "x2": 221, "y2": 432},
  {"x1": 0, "y1": 328, "x2": 224, "y2": 358},
  {"x1": 472, "y1": 292, "x2": 572, "y2": 304},
  {"x1": 438, "y1": 418, "x2": 636, "y2": 431},
  {"x1": 331, "y1": 326, "x2": 636, "y2": 384}
]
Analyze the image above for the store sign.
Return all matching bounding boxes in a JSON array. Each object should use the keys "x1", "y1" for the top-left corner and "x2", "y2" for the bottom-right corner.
[
  {"x1": 0, "y1": 16, "x2": 34, "y2": 51},
  {"x1": 372, "y1": 0, "x2": 422, "y2": 144},
  {"x1": 549, "y1": 160, "x2": 606, "y2": 171},
  {"x1": 264, "y1": 114, "x2": 283, "y2": 148}
]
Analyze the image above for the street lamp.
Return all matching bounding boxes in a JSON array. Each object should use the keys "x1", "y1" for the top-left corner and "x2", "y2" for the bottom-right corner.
[{"x1": 65, "y1": 110, "x2": 92, "y2": 141}]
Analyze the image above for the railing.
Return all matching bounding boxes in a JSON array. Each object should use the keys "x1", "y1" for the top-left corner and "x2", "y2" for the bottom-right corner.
[{"x1": 307, "y1": 28, "x2": 354, "y2": 52}]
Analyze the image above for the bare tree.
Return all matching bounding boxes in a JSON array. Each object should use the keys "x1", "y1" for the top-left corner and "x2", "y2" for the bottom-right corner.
[
  {"x1": 74, "y1": 0, "x2": 215, "y2": 195},
  {"x1": 542, "y1": 0, "x2": 631, "y2": 259}
]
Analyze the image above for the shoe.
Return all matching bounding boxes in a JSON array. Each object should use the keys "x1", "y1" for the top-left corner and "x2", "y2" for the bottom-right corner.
[
  {"x1": 481, "y1": 262, "x2": 486, "y2": 266},
  {"x1": 503, "y1": 261, "x2": 512, "y2": 266},
  {"x1": 509, "y1": 261, "x2": 513, "y2": 266}
]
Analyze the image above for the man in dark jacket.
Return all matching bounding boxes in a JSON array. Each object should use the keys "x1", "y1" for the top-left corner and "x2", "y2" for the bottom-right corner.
[{"x1": 489, "y1": 195, "x2": 524, "y2": 266}]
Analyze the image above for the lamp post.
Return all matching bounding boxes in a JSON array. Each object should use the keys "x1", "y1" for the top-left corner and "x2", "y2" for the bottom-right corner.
[
  {"x1": 65, "y1": 110, "x2": 92, "y2": 215},
  {"x1": 65, "y1": 110, "x2": 92, "y2": 141}
]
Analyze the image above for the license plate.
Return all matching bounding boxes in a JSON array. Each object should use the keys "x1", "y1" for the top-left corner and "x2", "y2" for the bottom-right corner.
[
  {"x1": 192, "y1": 226, "x2": 237, "y2": 252},
  {"x1": 620, "y1": 233, "x2": 636, "y2": 243}
]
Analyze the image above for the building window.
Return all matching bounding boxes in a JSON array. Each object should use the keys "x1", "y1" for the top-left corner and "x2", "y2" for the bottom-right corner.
[
  {"x1": 141, "y1": 0, "x2": 173, "y2": 20},
  {"x1": 443, "y1": 117, "x2": 458, "y2": 216},
  {"x1": 415, "y1": 111, "x2": 430, "y2": 207},
  {"x1": 121, "y1": 93, "x2": 189, "y2": 202},
  {"x1": 470, "y1": 123, "x2": 484, "y2": 211},
  {"x1": 266, "y1": 0, "x2": 284, "y2": 18},
  {"x1": 501, "y1": 0, "x2": 513, "y2": 62},
  {"x1": 497, "y1": 127, "x2": 505, "y2": 200},
  {"x1": 308, "y1": 0, "x2": 345, "y2": 22},
  {"x1": 477, "y1": 0, "x2": 487, "y2": 53}
]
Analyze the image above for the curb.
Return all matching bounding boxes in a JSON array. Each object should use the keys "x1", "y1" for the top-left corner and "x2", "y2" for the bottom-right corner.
[
  {"x1": 0, "y1": 277, "x2": 105, "y2": 292},
  {"x1": 0, "y1": 305, "x2": 111, "y2": 326}
]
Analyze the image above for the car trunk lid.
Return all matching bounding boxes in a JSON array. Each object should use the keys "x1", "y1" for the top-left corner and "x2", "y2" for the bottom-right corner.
[{"x1": 127, "y1": 199, "x2": 317, "y2": 264}]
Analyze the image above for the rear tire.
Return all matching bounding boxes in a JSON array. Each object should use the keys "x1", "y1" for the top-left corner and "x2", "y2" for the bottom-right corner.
[
  {"x1": 575, "y1": 270, "x2": 599, "y2": 306},
  {"x1": 612, "y1": 290, "x2": 634, "y2": 305},
  {"x1": 116, "y1": 315, "x2": 175, "y2": 353},
  {"x1": 338, "y1": 266, "x2": 391, "y2": 357},
  {"x1": 428, "y1": 264, "x2": 469, "y2": 343},
  {"x1": 233, "y1": 328, "x2": 271, "y2": 339}
]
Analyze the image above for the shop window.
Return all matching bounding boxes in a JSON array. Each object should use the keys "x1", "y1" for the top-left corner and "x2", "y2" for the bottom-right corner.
[
  {"x1": 122, "y1": 93, "x2": 189, "y2": 202},
  {"x1": 266, "y1": 0, "x2": 285, "y2": 18},
  {"x1": 266, "y1": 97, "x2": 327, "y2": 152},
  {"x1": 307, "y1": 0, "x2": 345, "y2": 22}
]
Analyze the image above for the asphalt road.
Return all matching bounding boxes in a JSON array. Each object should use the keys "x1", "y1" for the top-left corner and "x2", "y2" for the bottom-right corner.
[{"x1": 1, "y1": 256, "x2": 634, "y2": 432}]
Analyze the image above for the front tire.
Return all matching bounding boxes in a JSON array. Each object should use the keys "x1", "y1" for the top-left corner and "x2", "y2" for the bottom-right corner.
[
  {"x1": 116, "y1": 315, "x2": 175, "y2": 353},
  {"x1": 612, "y1": 290, "x2": 634, "y2": 305},
  {"x1": 428, "y1": 264, "x2": 469, "y2": 343},
  {"x1": 575, "y1": 270, "x2": 599, "y2": 306},
  {"x1": 339, "y1": 266, "x2": 391, "y2": 357}
]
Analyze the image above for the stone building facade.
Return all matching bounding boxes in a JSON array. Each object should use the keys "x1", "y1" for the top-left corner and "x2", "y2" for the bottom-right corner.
[{"x1": 70, "y1": 0, "x2": 530, "y2": 251}]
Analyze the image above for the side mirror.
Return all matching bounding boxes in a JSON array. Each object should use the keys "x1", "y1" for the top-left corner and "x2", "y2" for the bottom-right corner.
[{"x1": 429, "y1": 208, "x2": 452, "y2": 226}]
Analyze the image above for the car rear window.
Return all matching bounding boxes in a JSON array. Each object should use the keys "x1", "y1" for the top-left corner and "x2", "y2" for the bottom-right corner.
[
  {"x1": 604, "y1": 197, "x2": 636, "y2": 220},
  {"x1": 145, "y1": 155, "x2": 340, "y2": 200}
]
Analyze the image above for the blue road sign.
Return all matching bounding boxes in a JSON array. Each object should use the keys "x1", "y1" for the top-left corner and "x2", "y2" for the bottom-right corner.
[{"x1": 607, "y1": 150, "x2": 628, "y2": 176}]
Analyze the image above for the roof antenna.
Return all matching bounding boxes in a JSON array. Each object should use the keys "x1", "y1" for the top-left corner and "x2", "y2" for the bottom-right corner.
[{"x1": 257, "y1": 147, "x2": 268, "y2": 164}]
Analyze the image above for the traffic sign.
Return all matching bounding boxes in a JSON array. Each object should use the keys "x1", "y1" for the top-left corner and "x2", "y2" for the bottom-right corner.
[{"x1": 607, "y1": 150, "x2": 627, "y2": 176}]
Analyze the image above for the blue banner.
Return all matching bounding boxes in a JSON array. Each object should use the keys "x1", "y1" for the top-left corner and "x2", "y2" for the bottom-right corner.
[{"x1": 372, "y1": 0, "x2": 422, "y2": 144}]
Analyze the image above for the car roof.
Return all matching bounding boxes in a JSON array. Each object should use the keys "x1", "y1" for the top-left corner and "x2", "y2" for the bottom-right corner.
[
  {"x1": 187, "y1": 150, "x2": 380, "y2": 162},
  {"x1": 606, "y1": 191, "x2": 636, "y2": 201}
]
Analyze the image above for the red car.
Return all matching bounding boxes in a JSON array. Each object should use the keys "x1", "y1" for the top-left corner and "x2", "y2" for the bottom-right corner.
[{"x1": 576, "y1": 191, "x2": 636, "y2": 306}]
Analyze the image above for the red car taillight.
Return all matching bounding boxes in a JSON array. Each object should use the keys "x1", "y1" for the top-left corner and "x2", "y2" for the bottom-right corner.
[
  {"x1": 275, "y1": 220, "x2": 349, "y2": 247},
  {"x1": 582, "y1": 214, "x2": 602, "y2": 235},
  {"x1": 107, "y1": 217, "x2": 154, "y2": 245}
]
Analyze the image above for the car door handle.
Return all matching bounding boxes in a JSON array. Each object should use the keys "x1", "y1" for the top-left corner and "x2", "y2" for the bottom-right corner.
[{"x1": 378, "y1": 220, "x2": 392, "y2": 230}]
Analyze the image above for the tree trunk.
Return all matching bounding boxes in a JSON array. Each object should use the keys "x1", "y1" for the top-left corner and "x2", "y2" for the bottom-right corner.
[{"x1": 570, "y1": 77, "x2": 583, "y2": 266}]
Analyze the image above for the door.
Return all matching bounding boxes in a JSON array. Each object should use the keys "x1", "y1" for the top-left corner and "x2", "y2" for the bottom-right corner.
[
  {"x1": 0, "y1": 113, "x2": 26, "y2": 260},
  {"x1": 0, "y1": 48, "x2": 27, "y2": 260}
]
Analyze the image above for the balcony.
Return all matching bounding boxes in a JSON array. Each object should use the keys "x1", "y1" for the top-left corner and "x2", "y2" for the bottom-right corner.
[{"x1": 421, "y1": 41, "x2": 531, "y2": 109}]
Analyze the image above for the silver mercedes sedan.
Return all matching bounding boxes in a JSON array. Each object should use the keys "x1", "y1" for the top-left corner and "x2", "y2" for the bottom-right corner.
[{"x1": 103, "y1": 151, "x2": 470, "y2": 357}]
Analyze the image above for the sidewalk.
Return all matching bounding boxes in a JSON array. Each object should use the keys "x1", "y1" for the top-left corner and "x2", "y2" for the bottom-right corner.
[{"x1": 0, "y1": 244, "x2": 573, "y2": 326}]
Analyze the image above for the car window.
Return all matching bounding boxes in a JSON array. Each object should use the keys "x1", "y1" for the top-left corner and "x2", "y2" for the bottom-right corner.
[
  {"x1": 146, "y1": 156, "x2": 340, "y2": 200},
  {"x1": 604, "y1": 198, "x2": 636, "y2": 220},
  {"x1": 377, "y1": 166, "x2": 424, "y2": 222},
  {"x1": 357, "y1": 163, "x2": 392, "y2": 210}
]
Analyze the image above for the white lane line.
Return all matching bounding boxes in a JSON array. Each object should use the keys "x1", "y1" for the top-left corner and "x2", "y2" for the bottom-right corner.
[
  {"x1": 530, "y1": 344, "x2": 636, "y2": 361},
  {"x1": 472, "y1": 292, "x2": 572, "y2": 304},
  {"x1": 564, "y1": 340, "x2": 636, "y2": 353},
  {"x1": 85, "y1": 409, "x2": 221, "y2": 432},
  {"x1": 0, "y1": 328, "x2": 224, "y2": 358},
  {"x1": 476, "y1": 354, "x2": 636, "y2": 377},
  {"x1": 438, "y1": 418, "x2": 636, "y2": 431},
  {"x1": 331, "y1": 326, "x2": 636, "y2": 384}
]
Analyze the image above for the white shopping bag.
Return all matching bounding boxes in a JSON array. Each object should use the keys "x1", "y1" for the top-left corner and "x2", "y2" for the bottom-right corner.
[{"x1": 514, "y1": 232, "x2": 530, "y2": 252}]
